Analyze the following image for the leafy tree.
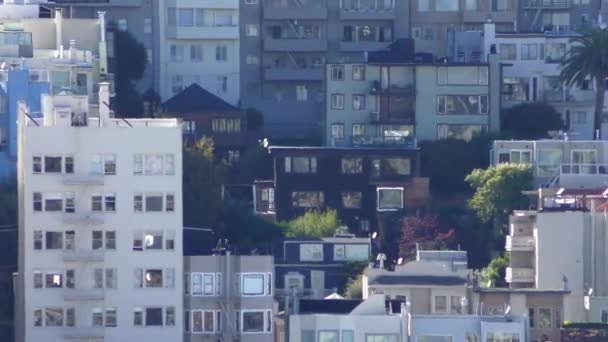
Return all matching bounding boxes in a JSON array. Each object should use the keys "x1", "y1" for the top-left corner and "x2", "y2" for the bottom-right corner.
[
  {"x1": 483, "y1": 253, "x2": 510, "y2": 288},
  {"x1": 246, "y1": 108, "x2": 264, "y2": 131},
  {"x1": 501, "y1": 103, "x2": 564, "y2": 139},
  {"x1": 465, "y1": 164, "x2": 533, "y2": 224},
  {"x1": 220, "y1": 201, "x2": 284, "y2": 254},
  {"x1": 234, "y1": 145, "x2": 272, "y2": 184},
  {"x1": 399, "y1": 212, "x2": 455, "y2": 261},
  {"x1": 113, "y1": 29, "x2": 148, "y2": 117},
  {"x1": 420, "y1": 133, "x2": 501, "y2": 197},
  {"x1": 0, "y1": 182, "x2": 16, "y2": 341},
  {"x1": 182, "y1": 137, "x2": 227, "y2": 229},
  {"x1": 561, "y1": 28, "x2": 608, "y2": 139},
  {"x1": 344, "y1": 274, "x2": 363, "y2": 299},
  {"x1": 281, "y1": 210, "x2": 339, "y2": 238}
]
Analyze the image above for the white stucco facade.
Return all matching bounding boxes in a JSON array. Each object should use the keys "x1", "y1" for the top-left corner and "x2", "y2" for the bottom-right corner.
[
  {"x1": 157, "y1": 0, "x2": 240, "y2": 105},
  {"x1": 16, "y1": 85, "x2": 183, "y2": 342}
]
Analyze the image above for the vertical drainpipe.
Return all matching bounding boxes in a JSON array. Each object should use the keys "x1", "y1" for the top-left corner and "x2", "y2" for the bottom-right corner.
[{"x1": 54, "y1": 8, "x2": 63, "y2": 57}]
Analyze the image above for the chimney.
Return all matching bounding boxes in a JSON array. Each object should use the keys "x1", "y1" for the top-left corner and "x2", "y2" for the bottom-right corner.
[
  {"x1": 98, "y1": 82, "x2": 111, "y2": 123},
  {"x1": 68, "y1": 40, "x2": 76, "y2": 61},
  {"x1": 98, "y1": 11, "x2": 106, "y2": 42},
  {"x1": 54, "y1": 9, "x2": 63, "y2": 54}
]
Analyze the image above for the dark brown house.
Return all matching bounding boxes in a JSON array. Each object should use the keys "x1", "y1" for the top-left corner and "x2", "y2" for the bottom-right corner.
[
  {"x1": 162, "y1": 84, "x2": 248, "y2": 163},
  {"x1": 254, "y1": 146, "x2": 430, "y2": 235}
]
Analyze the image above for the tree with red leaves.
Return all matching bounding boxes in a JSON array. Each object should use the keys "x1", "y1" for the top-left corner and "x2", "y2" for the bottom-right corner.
[{"x1": 399, "y1": 212, "x2": 455, "y2": 261}]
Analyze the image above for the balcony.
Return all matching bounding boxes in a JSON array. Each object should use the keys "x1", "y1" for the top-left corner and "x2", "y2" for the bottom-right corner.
[
  {"x1": 463, "y1": 11, "x2": 517, "y2": 23},
  {"x1": 505, "y1": 236, "x2": 535, "y2": 252},
  {"x1": 166, "y1": 26, "x2": 239, "y2": 40},
  {"x1": 369, "y1": 81, "x2": 415, "y2": 96},
  {"x1": 339, "y1": 8, "x2": 395, "y2": 20},
  {"x1": 63, "y1": 174, "x2": 104, "y2": 186},
  {"x1": 63, "y1": 212, "x2": 104, "y2": 225},
  {"x1": 63, "y1": 327, "x2": 104, "y2": 340},
  {"x1": 505, "y1": 267, "x2": 535, "y2": 283},
  {"x1": 63, "y1": 250, "x2": 105, "y2": 263},
  {"x1": 63, "y1": 289, "x2": 105, "y2": 302},
  {"x1": 264, "y1": 38, "x2": 328, "y2": 52},
  {"x1": 264, "y1": 6, "x2": 327, "y2": 19},
  {"x1": 340, "y1": 41, "x2": 391, "y2": 52},
  {"x1": 264, "y1": 67, "x2": 324, "y2": 81},
  {"x1": 560, "y1": 164, "x2": 608, "y2": 188},
  {"x1": 351, "y1": 135, "x2": 416, "y2": 148},
  {"x1": 523, "y1": 0, "x2": 572, "y2": 9}
]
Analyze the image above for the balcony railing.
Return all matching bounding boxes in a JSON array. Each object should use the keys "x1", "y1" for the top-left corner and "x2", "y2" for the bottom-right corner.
[
  {"x1": 264, "y1": 38, "x2": 328, "y2": 52},
  {"x1": 561, "y1": 164, "x2": 608, "y2": 175},
  {"x1": 264, "y1": 67, "x2": 324, "y2": 81},
  {"x1": 339, "y1": 7, "x2": 394, "y2": 20},
  {"x1": 524, "y1": 0, "x2": 572, "y2": 9},
  {"x1": 370, "y1": 110, "x2": 415, "y2": 123},
  {"x1": 63, "y1": 327, "x2": 104, "y2": 340},
  {"x1": 370, "y1": 81, "x2": 415, "y2": 95},
  {"x1": 63, "y1": 249, "x2": 105, "y2": 263},
  {"x1": 351, "y1": 135, "x2": 416, "y2": 147},
  {"x1": 63, "y1": 212, "x2": 104, "y2": 225},
  {"x1": 63, "y1": 174, "x2": 104, "y2": 186},
  {"x1": 264, "y1": 0, "x2": 328, "y2": 19},
  {"x1": 505, "y1": 267, "x2": 535, "y2": 283},
  {"x1": 63, "y1": 289, "x2": 105, "y2": 302},
  {"x1": 505, "y1": 236, "x2": 535, "y2": 252}
]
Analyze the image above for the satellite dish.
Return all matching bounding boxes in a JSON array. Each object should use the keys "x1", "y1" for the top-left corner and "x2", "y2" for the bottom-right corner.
[
  {"x1": 397, "y1": 257, "x2": 404, "y2": 265},
  {"x1": 262, "y1": 138, "x2": 269, "y2": 148},
  {"x1": 371, "y1": 232, "x2": 378, "y2": 239}
]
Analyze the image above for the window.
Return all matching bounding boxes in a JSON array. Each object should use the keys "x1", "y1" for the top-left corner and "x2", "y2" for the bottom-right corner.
[
  {"x1": 45, "y1": 308, "x2": 64, "y2": 326},
  {"x1": 539, "y1": 308, "x2": 552, "y2": 328},
  {"x1": 133, "y1": 193, "x2": 174, "y2": 212},
  {"x1": 521, "y1": 44, "x2": 538, "y2": 60},
  {"x1": 216, "y1": 45, "x2": 228, "y2": 61},
  {"x1": 46, "y1": 232, "x2": 63, "y2": 250},
  {"x1": 434, "y1": 295, "x2": 448, "y2": 313},
  {"x1": 331, "y1": 94, "x2": 344, "y2": 109},
  {"x1": 546, "y1": 43, "x2": 566, "y2": 62},
  {"x1": 190, "y1": 273, "x2": 222, "y2": 296},
  {"x1": 144, "y1": 18, "x2": 152, "y2": 34},
  {"x1": 341, "y1": 157, "x2": 363, "y2": 174},
  {"x1": 92, "y1": 193, "x2": 116, "y2": 212},
  {"x1": 44, "y1": 193, "x2": 63, "y2": 212},
  {"x1": 91, "y1": 154, "x2": 116, "y2": 175},
  {"x1": 352, "y1": 124, "x2": 365, "y2": 137},
  {"x1": 33, "y1": 156, "x2": 42, "y2": 173},
  {"x1": 64, "y1": 192, "x2": 75, "y2": 213},
  {"x1": 342, "y1": 192, "x2": 362, "y2": 208},
  {"x1": 437, "y1": 95, "x2": 488, "y2": 115},
  {"x1": 104, "y1": 193, "x2": 116, "y2": 212},
  {"x1": 437, "y1": 124, "x2": 484, "y2": 141},
  {"x1": 242, "y1": 273, "x2": 265, "y2": 296},
  {"x1": 416, "y1": 337, "x2": 452, "y2": 342},
  {"x1": 33, "y1": 192, "x2": 42, "y2": 211},
  {"x1": 241, "y1": 310, "x2": 272, "y2": 333},
  {"x1": 292, "y1": 192, "x2": 324, "y2": 208},
  {"x1": 64, "y1": 157, "x2": 74, "y2": 174},
  {"x1": 171, "y1": 75, "x2": 184, "y2": 94},
  {"x1": 574, "y1": 111, "x2": 587, "y2": 125},
  {"x1": 342, "y1": 330, "x2": 354, "y2": 342},
  {"x1": 418, "y1": 0, "x2": 430, "y2": 11},
  {"x1": 601, "y1": 309, "x2": 608, "y2": 323},
  {"x1": 465, "y1": 332, "x2": 478, "y2": 342},
  {"x1": 503, "y1": 77, "x2": 530, "y2": 101},
  {"x1": 303, "y1": 330, "x2": 315, "y2": 342},
  {"x1": 352, "y1": 65, "x2": 365, "y2": 80},
  {"x1": 436, "y1": 0, "x2": 458, "y2": 11},
  {"x1": 44, "y1": 156, "x2": 61, "y2": 173},
  {"x1": 296, "y1": 85, "x2": 308, "y2": 101},
  {"x1": 166, "y1": 194, "x2": 175, "y2": 212},
  {"x1": 450, "y1": 296, "x2": 462, "y2": 313},
  {"x1": 195, "y1": 9, "x2": 205, "y2": 26},
  {"x1": 377, "y1": 187, "x2": 403, "y2": 211},
  {"x1": 500, "y1": 43, "x2": 516, "y2": 60},
  {"x1": 178, "y1": 8, "x2": 194, "y2": 26},
  {"x1": 190, "y1": 310, "x2": 218, "y2": 333},
  {"x1": 352, "y1": 94, "x2": 365, "y2": 110},
  {"x1": 331, "y1": 65, "x2": 344, "y2": 81},
  {"x1": 246, "y1": 24, "x2": 258, "y2": 36},
  {"x1": 246, "y1": 54, "x2": 259, "y2": 64},
  {"x1": 331, "y1": 124, "x2": 344, "y2": 139},
  {"x1": 134, "y1": 154, "x2": 175, "y2": 175},
  {"x1": 371, "y1": 158, "x2": 411, "y2": 178},
  {"x1": 145, "y1": 269, "x2": 163, "y2": 288},
  {"x1": 498, "y1": 150, "x2": 532, "y2": 164},
  {"x1": 319, "y1": 331, "x2": 338, "y2": 342},
  {"x1": 45, "y1": 271, "x2": 63, "y2": 288},
  {"x1": 245, "y1": 0, "x2": 258, "y2": 3},
  {"x1": 117, "y1": 18, "x2": 128, "y2": 31},
  {"x1": 366, "y1": 335, "x2": 399, "y2": 342},
  {"x1": 145, "y1": 308, "x2": 163, "y2": 326},
  {"x1": 285, "y1": 156, "x2": 317, "y2": 173},
  {"x1": 190, "y1": 45, "x2": 203, "y2": 62},
  {"x1": 33, "y1": 231, "x2": 43, "y2": 250},
  {"x1": 300, "y1": 243, "x2": 323, "y2": 261}
]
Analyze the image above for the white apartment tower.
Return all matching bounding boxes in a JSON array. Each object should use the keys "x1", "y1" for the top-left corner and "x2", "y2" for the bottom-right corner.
[{"x1": 16, "y1": 84, "x2": 183, "y2": 342}]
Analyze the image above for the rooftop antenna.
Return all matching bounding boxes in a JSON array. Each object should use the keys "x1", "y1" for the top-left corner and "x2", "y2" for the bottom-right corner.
[{"x1": 376, "y1": 253, "x2": 386, "y2": 269}]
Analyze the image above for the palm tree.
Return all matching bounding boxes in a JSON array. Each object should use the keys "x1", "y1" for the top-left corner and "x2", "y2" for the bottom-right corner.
[{"x1": 560, "y1": 28, "x2": 608, "y2": 139}]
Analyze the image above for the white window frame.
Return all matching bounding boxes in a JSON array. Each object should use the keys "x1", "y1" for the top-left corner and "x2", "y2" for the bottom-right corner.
[
  {"x1": 376, "y1": 187, "x2": 404, "y2": 212},
  {"x1": 241, "y1": 272, "x2": 267, "y2": 297},
  {"x1": 240, "y1": 310, "x2": 273, "y2": 334}
]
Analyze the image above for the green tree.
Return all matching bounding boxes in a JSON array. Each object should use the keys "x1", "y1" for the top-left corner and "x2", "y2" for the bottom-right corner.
[
  {"x1": 113, "y1": 29, "x2": 148, "y2": 117},
  {"x1": 483, "y1": 253, "x2": 510, "y2": 288},
  {"x1": 281, "y1": 210, "x2": 339, "y2": 238},
  {"x1": 182, "y1": 137, "x2": 227, "y2": 229},
  {"x1": 234, "y1": 145, "x2": 272, "y2": 183},
  {"x1": 344, "y1": 274, "x2": 363, "y2": 299},
  {"x1": 501, "y1": 103, "x2": 564, "y2": 139},
  {"x1": 561, "y1": 28, "x2": 608, "y2": 139},
  {"x1": 465, "y1": 164, "x2": 533, "y2": 224},
  {"x1": 0, "y1": 182, "x2": 17, "y2": 341}
]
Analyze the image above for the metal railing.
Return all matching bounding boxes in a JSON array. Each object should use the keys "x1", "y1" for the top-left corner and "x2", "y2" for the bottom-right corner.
[
  {"x1": 351, "y1": 135, "x2": 416, "y2": 147},
  {"x1": 560, "y1": 164, "x2": 608, "y2": 175},
  {"x1": 505, "y1": 236, "x2": 535, "y2": 251},
  {"x1": 524, "y1": 0, "x2": 572, "y2": 8}
]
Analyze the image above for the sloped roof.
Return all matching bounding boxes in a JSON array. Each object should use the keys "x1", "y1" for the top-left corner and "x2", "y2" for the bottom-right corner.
[{"x1": 162, "y1": 83, "x2": 238, "y2": 113}]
